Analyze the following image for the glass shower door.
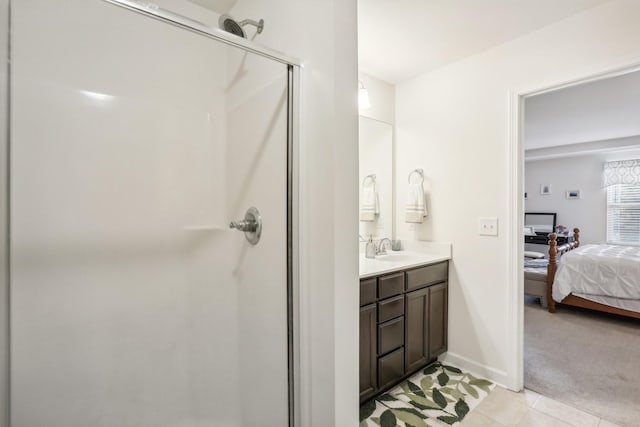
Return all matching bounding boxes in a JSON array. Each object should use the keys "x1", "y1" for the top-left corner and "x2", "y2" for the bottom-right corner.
[{"x1": 10, "y1": 1, "x2": 292, "y2": 426}]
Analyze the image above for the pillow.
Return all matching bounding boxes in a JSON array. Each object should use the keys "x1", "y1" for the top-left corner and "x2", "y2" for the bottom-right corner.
[{"x1": 524, "y1": 251, "x2": 545, "y2": 259}]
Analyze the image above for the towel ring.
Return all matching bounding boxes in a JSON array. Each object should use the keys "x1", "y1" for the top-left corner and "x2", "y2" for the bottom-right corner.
[
  {"x1": 408, "y1": 168, "x2": 424, "y2": 184},
  {"x1": 362, "y1": 174, "x2": 376, "y2": 186}
]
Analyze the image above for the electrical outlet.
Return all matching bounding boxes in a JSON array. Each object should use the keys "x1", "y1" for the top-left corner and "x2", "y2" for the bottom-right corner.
[{"x1": 478, "y1": 217, "x2": 498, "y2": 236}]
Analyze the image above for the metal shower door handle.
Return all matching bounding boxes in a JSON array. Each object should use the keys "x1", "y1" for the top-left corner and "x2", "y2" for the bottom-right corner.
[{"x1": 230, "y1": 207, "x2": 262, "y2": 245}]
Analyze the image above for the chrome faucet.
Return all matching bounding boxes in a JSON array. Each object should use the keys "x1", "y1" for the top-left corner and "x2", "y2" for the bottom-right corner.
[{"x1": 377, "y1": 238, "x2": 392, "y2": 255}]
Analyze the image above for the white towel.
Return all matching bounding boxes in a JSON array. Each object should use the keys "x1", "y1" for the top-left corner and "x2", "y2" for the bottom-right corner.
[
  {"x1": 360, "y1": 181, "x2": 379, "y2": 221},
  {"x1": 405, "y1": 183, "x2": 427, "y2": 223}
]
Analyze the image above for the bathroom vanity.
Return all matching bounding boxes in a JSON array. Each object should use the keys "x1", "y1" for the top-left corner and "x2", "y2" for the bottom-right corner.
[{"x1": 359, "y1": 253, "x2": 449, "y2": 403}]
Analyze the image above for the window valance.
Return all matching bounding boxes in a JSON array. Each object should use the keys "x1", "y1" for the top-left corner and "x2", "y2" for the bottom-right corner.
[{"x1": 602, "y1": 159, "x2": 640, "y2": 187}]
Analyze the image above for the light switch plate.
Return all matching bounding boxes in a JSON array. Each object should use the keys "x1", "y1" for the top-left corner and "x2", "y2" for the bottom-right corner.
[{"x1": 478, "y1": 217, "x2": 498, "y2": 236}]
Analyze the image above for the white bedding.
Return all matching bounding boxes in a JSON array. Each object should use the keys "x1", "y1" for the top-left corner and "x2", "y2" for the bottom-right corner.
[{"x1": 552, "y1": 244, "x2": 640, "y2": 302}]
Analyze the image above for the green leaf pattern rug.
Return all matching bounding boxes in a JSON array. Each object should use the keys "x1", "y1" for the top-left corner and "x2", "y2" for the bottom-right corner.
[{"x1": 360, "y1": 362, "x2": 494, "y2": 427}]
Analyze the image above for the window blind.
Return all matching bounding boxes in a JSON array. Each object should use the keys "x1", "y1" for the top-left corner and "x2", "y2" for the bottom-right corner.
[{"x1": 607, "y1": 184, "x2": 640, "y2": 245}]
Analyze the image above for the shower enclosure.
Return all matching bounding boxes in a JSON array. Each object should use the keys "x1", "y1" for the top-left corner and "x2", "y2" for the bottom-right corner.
[{"x1": 9, "y1": 1, "x2": 299, "y2": 426}]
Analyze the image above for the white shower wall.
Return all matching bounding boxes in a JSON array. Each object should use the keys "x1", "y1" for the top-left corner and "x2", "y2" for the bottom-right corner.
[
  {"x1": 224, "y1": 42, "x2": 289, "y2": 427},
  {"x1": 11, "y1": 1, "x2": 288, "y2": 426}
]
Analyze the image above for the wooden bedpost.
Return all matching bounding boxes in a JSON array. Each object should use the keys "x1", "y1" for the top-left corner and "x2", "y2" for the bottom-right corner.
[
  {"x1": 573, "y1": 227, "x2": 580, "y2": 247},
  {"x1": 547, "y1": 233, "x2": 557, "y2": 313}
]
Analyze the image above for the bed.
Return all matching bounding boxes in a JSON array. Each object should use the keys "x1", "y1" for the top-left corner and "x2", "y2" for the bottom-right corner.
[
  {"x1": 524, "y1": 229, "x2": 580, "y2": 309},
  {"x1": 547, "y1": 234, "x2": 640, "y2": 320}
]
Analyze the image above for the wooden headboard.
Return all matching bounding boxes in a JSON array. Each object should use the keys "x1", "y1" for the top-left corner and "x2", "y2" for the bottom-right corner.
[{"x1": 546, "y1": 227, "x2": 580, "y2": 313}]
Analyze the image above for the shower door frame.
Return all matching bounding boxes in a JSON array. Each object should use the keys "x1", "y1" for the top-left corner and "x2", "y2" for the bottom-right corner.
[
  {"x1": 6, "y1": 1, "x2": 302, "y2": 425},
  {"x1": 1, "y1": 0, "x2": 8, "y2": 425}
]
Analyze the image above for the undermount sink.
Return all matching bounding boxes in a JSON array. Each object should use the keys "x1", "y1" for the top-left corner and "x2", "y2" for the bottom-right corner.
[{"x1": 374, "y1": 253, "x2": 420, "y2": 262}]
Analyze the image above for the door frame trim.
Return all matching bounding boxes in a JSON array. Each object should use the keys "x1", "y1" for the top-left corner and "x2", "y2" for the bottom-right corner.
[
  {"x1": 287, "y1": 63, "x2": 301, "y2": 427},
  {"x1": 507, "y1": 55, "x2": 640, "y2": 391}
]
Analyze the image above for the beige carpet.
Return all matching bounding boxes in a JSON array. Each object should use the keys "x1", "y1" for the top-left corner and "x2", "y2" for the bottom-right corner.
[{"x1": 524, "y1": 297, "x2": 640, "y2": 427}]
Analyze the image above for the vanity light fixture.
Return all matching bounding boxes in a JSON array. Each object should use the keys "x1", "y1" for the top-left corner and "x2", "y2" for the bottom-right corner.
[{"x1": 358, "y1": 80, "x2": 371, "y2": 110}]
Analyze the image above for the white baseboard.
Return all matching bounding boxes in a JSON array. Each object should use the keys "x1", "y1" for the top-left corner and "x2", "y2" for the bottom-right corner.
[{"x1": 438, "y1": 352, "x2": 510, "y2": 390}]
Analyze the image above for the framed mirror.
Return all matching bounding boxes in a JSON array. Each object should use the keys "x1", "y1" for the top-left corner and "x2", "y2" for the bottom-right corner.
[{"x1": 359, "y1": 116, "x2": 393, "y2": 240}]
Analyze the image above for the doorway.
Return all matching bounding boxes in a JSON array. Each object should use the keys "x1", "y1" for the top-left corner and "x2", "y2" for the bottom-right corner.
[{"x1": 512, "y1": 64, "x2": 640, "y2": 427}]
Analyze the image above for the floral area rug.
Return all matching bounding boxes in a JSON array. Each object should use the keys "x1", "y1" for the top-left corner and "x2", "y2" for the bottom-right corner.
[{"x1": 360, "y1": 362, "x2": 495, "y2": 427}]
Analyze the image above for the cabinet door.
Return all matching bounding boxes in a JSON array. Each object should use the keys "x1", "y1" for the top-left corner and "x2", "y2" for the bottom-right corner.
[
  {"x1": 378, "y1": 347, "x2": 405, "y2": 390},
  {"x1": 429, "y1": 283, "x2": 448, "y2": 359},
  {"x1": 360, "y1": 304, "x2": 377, "y2": 401},
  {"x1": 405, "y1": 287, "x2": 429, "y2": 374}
]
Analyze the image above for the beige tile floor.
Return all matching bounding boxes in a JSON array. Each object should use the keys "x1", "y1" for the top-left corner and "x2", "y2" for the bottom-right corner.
[{"x1": 460, "y1": 387, "x2": 621, "y2": 427}]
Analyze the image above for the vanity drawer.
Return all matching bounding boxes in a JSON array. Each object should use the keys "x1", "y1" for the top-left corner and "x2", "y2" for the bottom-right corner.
[
  {"x1": 378, "y1": 316, "x2": 404, "y2": 355},
  {"x1": 406, "y1": 262, "x2": 448, "y2": 291},
  {"x1": 360, "y1": 278, "x2": 377, "y2": 306},
  {"x1": 378, "y1": 272, "x2": 405, "y2": 299},
  {"x1": 378, "y1": 347, "x2": 405, "y2": 390},
  {"x1": 378, "y1": 295, "x2": 404, "y2": 323}
]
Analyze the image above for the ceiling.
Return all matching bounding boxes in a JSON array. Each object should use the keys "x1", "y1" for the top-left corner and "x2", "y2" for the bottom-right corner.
[
  {"x1": 525, "y1": 69, "x2": 640, "y2": 150},
  {"x1": 358, "y1": 0, "x2": 640, "y2": 155},
  {"x1": 358, "y1": 0, "x2": 611, "y2": 84}
]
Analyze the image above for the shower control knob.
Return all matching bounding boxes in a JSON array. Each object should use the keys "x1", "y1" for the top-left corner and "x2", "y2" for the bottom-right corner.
[
  {"x1": 229, "y1": 207, "x2": 262, "y2": 245},
  {"x1": 229, "y1": 219, "x2": 257, "y2": 232}
]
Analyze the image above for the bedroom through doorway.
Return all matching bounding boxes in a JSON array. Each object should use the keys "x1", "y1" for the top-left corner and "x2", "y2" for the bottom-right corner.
[{"x1": 520, "y1": 67, "x2": 640, "y2": 427}]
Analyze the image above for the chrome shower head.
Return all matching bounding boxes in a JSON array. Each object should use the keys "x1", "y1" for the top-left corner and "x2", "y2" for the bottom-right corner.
[
  {"x1": 218, "y1": 14, "x2": 264, "y2": 39},
  {"x1": 219, "y1": 14, "x2": 245, "y2": 37}
]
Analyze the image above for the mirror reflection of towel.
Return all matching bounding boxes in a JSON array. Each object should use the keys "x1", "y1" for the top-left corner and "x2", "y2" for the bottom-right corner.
[
  {"x1": 360, "y1": 182, "x2": 379, "y2": 221},
  {"x1": 405, "y1": 183, "x2": 427, "y2": 223}
]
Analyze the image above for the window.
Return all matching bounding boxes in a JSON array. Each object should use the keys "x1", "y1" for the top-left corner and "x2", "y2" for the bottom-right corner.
[
  {"x1": 607, "y1": 184, "x2": 640, "y2": 245},
  {"x1": 603, "y1": 159, "x2": 640, "y2": 245}
]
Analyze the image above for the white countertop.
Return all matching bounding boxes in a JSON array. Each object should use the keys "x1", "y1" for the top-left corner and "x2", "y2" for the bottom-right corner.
[{"x1": 359, "y1": 250, "x2": 451, "y2": 279}]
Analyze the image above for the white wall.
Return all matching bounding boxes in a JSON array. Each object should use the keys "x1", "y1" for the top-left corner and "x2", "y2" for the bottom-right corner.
[
  {"x1": 188, "y1": 0, "x2": 237, "y2": 14},
  {"x1": 229, "y1": 1, "x2": 359, "y2": 426},
  {"x1": 525, "y1": 149, "x2": 640, "y2": 245},
  {"x1": 0, "y1": 0, "x2": 7, "y2": 425},
  {"x1": 395, "y1": 0, "x2": 640, "y2": 388},
  {"x1": 359, "y1": 72, "x2": 395, "y2": 124}
]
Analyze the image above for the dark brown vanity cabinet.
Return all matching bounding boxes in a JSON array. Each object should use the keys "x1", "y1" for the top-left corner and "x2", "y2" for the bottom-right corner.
[
  {"x1": 405, "y1": 287, "x2": 430, "y2": 373},
  {"x1": 359, "y1": 303, "x2": 377, "y2": 401},
  {"x1": 359, "y1": 261, "x2": 449, "y2": 403},
  {"x1": 428, "y1": 282, "x2": 448, "y2": 359},
  {"x1": 359, "y1": 277, "x2": 378, "y2": 401},
  {"x1": 405, "y1": 281, "x2": 449, "y2": 372}
]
